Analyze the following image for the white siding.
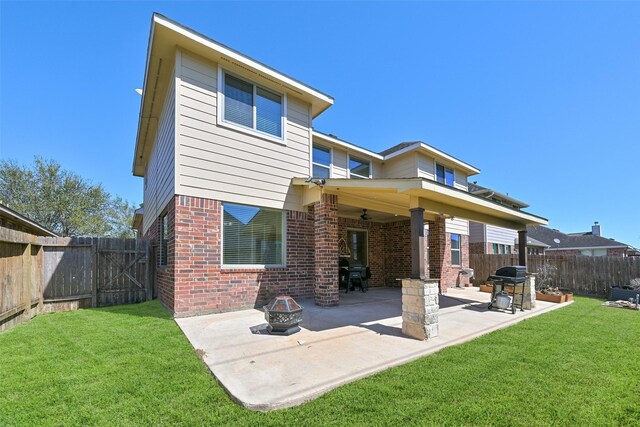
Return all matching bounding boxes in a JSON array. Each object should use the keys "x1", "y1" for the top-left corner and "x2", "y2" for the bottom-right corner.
[
  {"x1": 383, "y1": 153, "x2": 417, "y2": 178},
  {"x1": 486, "y1": 225, "x2": 518, "y2": 245},
  {"x1": 332, "y1": 148, "x2": 348, "y2": 178},
  {"x1": 446, "y1": 218, "x2": 469, "y2": 236},
  {"x1": 142, "y1": 73, "x2": 176, "y2": 234},
  {"x1": 329, "y1": 148, "x2": 380, "y2": 178},
  {"x1": 468, "y1": 221, "x2": 486, "y2": 243},
  {"x1": 371, "y1": 159, "x2": 384, "y2": 178},
  {"x1": 454, "y1": 170, "x2": 468, "y2": 191},
  {"x1": 416, "y1": 153, "x2": 435, "y2": 180},
  {"x1": 175, "y1": 51, "x2": 311, "y2": 211}
]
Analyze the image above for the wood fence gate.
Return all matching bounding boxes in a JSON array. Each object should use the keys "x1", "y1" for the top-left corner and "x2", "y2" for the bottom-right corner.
[
  {"x1": 2, "y1": 231, "x2": 156, "y2": 333},
  {"x1": 41, "y1": 237, "x2": 153, "y2": 308}
]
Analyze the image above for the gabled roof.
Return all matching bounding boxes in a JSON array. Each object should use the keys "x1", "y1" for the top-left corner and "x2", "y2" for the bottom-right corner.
[
  {"x1": 313, "y1": 132, "x2": 480, "y2": 175},
  {"x1": 378, "y1": 142, "x2": 416, "y2": 156},
  {"x1": 0, "y1": 203, "x2": 58, "y2": 237},
  {"x1": 380, "y1": 141, "x2": 480, "y2": 175},
  {"x1": 527, "y1": 225, "x2": 633, "y2": 250},
  {"x1": 133, "y1": 13, "x2": 335, "y2": 176}
]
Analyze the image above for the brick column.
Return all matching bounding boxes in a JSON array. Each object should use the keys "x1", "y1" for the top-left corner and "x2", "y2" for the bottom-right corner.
[
  {"x1": 313, "y1": 193, "x2": 339, "y2": 306},
  {"x1": 428, "y1": 216, "x2": 447, "y2": 293}
]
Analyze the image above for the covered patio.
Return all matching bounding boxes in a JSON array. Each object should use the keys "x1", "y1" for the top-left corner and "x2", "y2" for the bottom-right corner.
[
  {"x1": 176, "y1": 287, "x2": 572, "y2": 411},
  {"x1": 295, "y1": 177, "x2": 548, "y2": 306}
]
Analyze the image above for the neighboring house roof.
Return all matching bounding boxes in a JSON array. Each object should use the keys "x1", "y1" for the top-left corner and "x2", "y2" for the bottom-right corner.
[
  {"x1": 526, "y1": 236, "x2": 550, "y2": 248},
  {"x1": 0, "y1": 203, "x2": 58, "y2": 237},
  {"x1": 514, "y1": 235, "x2": 550, "y2": 248},
  {"x1": 132, "y1": 207, "x2": 144, "y2": 230},
  {"x1": 527, "y1": 225, "x2": 634, "y2": 251},
  {"x1": 468, "y1": 182, "x2": 529, "y2": 209}
]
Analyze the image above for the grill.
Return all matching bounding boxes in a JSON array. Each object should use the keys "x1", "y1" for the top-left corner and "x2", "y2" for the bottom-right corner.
[
  {"x1": 487, "y1": 265, "x2": 527, "y2": 314},
  {"x1": 488, "y1": 266, "x2": 527, "y2": 285},
  {"x1": 339, "y1": 258, "x2": 370, "y2": 293}
]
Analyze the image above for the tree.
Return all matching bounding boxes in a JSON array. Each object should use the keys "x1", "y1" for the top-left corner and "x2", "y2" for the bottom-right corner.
[
  {"x1": 0, "y1": 157, "x2": 137, "y2": 237},
  {"x1": 108, "y1": 196, "x2": 138, "y2": 238}
]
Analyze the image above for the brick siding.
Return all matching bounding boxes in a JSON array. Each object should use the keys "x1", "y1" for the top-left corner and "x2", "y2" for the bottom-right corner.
[
  {"x1": 384, "y1": 220, "x2": 413, "y2": 285},
  {"x1": 147, "y1": 195, "x2": 314, "y2": 316},
  {"x1": 313, "y1": 194, "x2": 339, "y2": 306},
  {"x1": 146, "y1": 194, "x2": 470, "y2": 315},
  {"x1": 337, "y1": 217, "x2": 386, "y2": 287},
  {"x1": 144, "y1": 199, "x2": 176, "y2": 313}
]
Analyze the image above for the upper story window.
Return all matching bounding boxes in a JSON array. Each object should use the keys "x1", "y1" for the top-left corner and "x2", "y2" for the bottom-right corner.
[
  {"x1": 436, "y1": 163, "x2": 454, "y2": 187},
  {"x1": 222, "y1": 72, "x2": 283, "y2": 139},
  {"x1": 312, "y1": 144, "x2": 331, "y2": 178},
  {"x1": 349, "y1": 155, "x2": 371, "y2": 179}
]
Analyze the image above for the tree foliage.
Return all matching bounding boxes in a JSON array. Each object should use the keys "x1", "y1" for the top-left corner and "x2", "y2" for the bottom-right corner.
[{"x1": 0, "y1": 157, "x2": 137, "y2": 237}]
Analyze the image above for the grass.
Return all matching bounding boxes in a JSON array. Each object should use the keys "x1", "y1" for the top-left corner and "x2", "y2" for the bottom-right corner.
[{"x1": 1, "y1": 298, "x2": 638, "y2": 426}]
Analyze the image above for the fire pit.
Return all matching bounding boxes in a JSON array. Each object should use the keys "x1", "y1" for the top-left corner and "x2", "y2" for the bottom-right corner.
[{"x1": 263, "y1": 296, "x2": 303, "y2": 335}]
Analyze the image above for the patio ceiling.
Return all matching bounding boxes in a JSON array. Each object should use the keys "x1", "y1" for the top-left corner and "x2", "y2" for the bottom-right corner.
[{"x1": 293, "y1": 178, "x2": 547, "y2": 230}]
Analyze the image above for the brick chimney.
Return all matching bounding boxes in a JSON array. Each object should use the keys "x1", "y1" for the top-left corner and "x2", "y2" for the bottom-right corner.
[{"x1": 592, "y1": 221, "x2": 601, "y2": 237}]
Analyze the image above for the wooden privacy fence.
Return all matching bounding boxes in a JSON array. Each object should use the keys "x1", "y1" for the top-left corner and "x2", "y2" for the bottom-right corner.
[
  {"x1": 1, "y1": 228, "x2": 154, "y2": 332},
  {"x1": 470, "y1": 254, "x2": 640, "y2": 297},
  {"x1": 40, "y1": 237, "x2": 153, "y2": 308}
]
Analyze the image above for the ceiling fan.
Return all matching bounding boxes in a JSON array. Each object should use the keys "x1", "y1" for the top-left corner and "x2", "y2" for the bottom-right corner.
[{"x1": 360, "y1": 209, "x2": 371, "y2": 221}]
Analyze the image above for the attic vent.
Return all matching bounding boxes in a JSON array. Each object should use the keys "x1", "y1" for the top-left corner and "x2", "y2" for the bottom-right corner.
[
  {"x1": 220, "y1": 57, "x2": 303, "y2": 96},
  {"x1": 221, "y1": 57, "x2": 259, "y2": 76}
]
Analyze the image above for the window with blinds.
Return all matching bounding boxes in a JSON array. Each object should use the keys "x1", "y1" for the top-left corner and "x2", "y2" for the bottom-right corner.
[
  {"x1": 222, "y1": 203, "x2": 284, "y2": 266},
  {"x1": 224, "y1": 75, "x2": 253, "y2": 128},
  {"x1": 222, "y1": 73, "x2": 283, "y2": 138},
  {"x1": 312, "y1": 144, "x2": 331, "y2": 178}
]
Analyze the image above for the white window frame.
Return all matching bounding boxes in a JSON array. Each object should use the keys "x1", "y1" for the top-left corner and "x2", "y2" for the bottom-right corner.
[
  {"x1": 312, "y1": 143, "x2": 332, "y2": 178},
  {"x1": 220, "y1": 202, "x2": 287, "y2": 269},
  {"x1": 451, "y1": 233, "x2": 461, "y2": 266},
  {"x1": 347, "y1": 153, "x2": 372, "y2": 179},
  {"x1": 434, "y1": 161, "x2": 454, "y2": 187},
  {"x1": 217, "y1": 68, "x2": 288, "y2": 145}
]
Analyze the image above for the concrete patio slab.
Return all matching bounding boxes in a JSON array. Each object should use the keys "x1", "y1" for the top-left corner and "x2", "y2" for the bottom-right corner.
[{"x1": 176, "y1": 287, "x2": 572, "y2": 411}]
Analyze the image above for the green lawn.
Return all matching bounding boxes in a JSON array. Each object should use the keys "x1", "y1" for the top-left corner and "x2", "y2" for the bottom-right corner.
[{"x1": 1, "y1": 298, "x2": 638, "y2": 426}]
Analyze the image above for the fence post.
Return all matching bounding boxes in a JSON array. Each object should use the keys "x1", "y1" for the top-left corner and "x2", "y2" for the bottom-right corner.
[
  {"x1": 145, "y1": 240, "x2": 152, "y2": 301},
  {"x1": 22, "y1": 243, "x2": 32, "y2": 321},
  {"x1": 91, "y1": 239, "x2": 98, "y2": 308}
]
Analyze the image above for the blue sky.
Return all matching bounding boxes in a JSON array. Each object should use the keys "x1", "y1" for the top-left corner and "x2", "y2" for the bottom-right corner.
[{"x1": 1, "y1": 1, "x2": 639, "y2": 246}]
